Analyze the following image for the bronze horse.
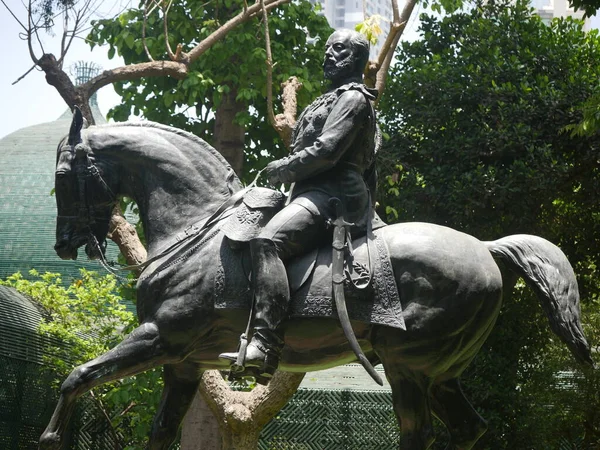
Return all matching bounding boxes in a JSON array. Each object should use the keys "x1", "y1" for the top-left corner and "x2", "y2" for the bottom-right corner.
[{"x1": 41, "y1": 112, "x2": 594, "y2": 450}]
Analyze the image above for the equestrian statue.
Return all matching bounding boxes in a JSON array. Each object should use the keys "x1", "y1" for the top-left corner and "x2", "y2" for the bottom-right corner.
[{"x1": 41, "y1": 29, "x2": 594, "y2": 450}]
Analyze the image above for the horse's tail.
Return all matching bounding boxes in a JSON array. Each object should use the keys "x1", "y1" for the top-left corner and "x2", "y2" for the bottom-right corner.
[{"x1": 485, "y1": 235, "x2": 595, "y2": 368}]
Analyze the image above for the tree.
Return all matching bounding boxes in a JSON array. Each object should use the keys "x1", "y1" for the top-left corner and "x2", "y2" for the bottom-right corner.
[
  {"x1": 378, "y1": 1, "x2": 600, "y2": 447},
  {"x1": 83, "y1": 1, "x2": 429, "y2": 447},
  {"x1": 89, "y1": 0, "x2": 333, "y2": 176},
  {"x1": 2, "y1": 0, "x2": 463, "y2": 447},
  {"x1": 0, "y1": 270, "x2": 164, "y2": 449}
]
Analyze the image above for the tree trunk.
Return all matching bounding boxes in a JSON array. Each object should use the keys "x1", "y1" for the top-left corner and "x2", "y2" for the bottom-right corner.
[
  {"x1": 181, "y1": 391, "x2": 223, "y2": 449},
  {"x1": 107, "y1": 204, "x2": 147, "y2": 266},
  {"x1": 197, "y1": 370, "x2": 305, "y2": 450},
  {"x1": 212, "y1": 87, "x2": 246, "y2": 175}
]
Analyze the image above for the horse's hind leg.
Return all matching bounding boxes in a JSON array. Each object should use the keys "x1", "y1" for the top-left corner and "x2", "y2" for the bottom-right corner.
[
  {"x1": 147, "y1": 363, "x2": 201, "y2": 450},
  {"x1": 430, "y1": 378, "x2": 487, "y2": 450},
  {"x1": 39, "y1": 322, "x2": 176, "y2": 450}
]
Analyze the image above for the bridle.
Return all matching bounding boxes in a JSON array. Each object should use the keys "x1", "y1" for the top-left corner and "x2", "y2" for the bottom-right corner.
[
  {"x1": 56, "y1": 141, "x2": 117, "y2": 254},
  {"x1": 56, "y1": 129, "x2": 263, "y2": 280}
]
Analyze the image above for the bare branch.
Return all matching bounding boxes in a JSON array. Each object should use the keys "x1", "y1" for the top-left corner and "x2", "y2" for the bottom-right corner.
[
  {"x1": 11, "y1": 64, "x2": 37, "y2": 85},
  {"x1": 374, "y1": 0, "x2": 416, "y2": 100},
  {"x1": 163, "y1": 0, "x2": 176, "y2": 60},
  {"x1": 272, "y1": 76, "x2": 301, "y2": 148},
  {"x1": 31, "y1": 0, "x2": 293, "y2": 119},
  {"x1": 262, "y1": 0, "x2": 276, "y2": 130},
  {"x1": 146, "y1": 0, "x2": 161, "y2": 17},
  {"x1": 107, "y1": 204, "x2": 147, "y2": 268},
  {"x1": 1, "y1": 0, "x2": 28, "y2": 31},
  {"x1": 143, "y1": 0, "x2": 155, "y2": 61},
  {"x1": 375, "y1": 0, "x2": 403, "y2": 68},
  {"x1": 88, "y1": 391, "x2": 122, "y2": 450},
  {"x1": 26, "y1": 0, "x2": 39, "y2": 63},
  {"x1": 364, "y1": 0, "x2": 416, "y2": 101},
  {"x1": 28, "y1": 0, "x2": 48, "y2": 56},
  {"x1": 59, "y1": 8, "x2": 70, "y2": 67}
]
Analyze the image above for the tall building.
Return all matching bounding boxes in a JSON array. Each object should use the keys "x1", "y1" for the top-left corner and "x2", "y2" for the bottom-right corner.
[
  {"x1": 532, "y1": 0, "x2": 598, "y2": 29},
  {"x1": 311, "y1": 0, "x2": 393, "y2": 56}
]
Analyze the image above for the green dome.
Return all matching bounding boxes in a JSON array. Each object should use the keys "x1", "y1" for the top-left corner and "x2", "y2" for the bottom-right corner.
[{"x1": 0, "y1": 106, "x2": 119, "y2": 282}]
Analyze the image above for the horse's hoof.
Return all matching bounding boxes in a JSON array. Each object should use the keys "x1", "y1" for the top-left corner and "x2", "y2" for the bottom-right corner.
[{"x1": 39, "y1": 431, "x2": 61, "y2": 450}]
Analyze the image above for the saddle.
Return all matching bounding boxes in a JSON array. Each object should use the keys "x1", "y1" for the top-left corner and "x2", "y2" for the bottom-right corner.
[{"x1": 215, "y1": 187, "x2": 405, "y2": 330}]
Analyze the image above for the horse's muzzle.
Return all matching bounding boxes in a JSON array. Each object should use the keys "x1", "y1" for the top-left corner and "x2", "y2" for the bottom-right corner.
[{"x1": 54, "y1": 240, "x2": 78, "y2": 260}]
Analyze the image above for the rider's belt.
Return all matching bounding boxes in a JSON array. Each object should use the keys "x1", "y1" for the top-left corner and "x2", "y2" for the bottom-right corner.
[{"x1": 337, "y1": 162, "x2": 363, "y2": 174}]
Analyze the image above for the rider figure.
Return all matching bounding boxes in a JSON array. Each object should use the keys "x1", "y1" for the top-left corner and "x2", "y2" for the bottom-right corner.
[{"x1": 219, "y1": 29, "x2": 378, "y2": 379}]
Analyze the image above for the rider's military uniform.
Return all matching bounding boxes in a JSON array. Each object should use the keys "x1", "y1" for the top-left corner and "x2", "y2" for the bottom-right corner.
[
  {"x1": 263, "y1": 82, "x2": 378, "y2": 255},
  {"x1": 219, "y1": 82, "x2": 378, "y2": 381}
]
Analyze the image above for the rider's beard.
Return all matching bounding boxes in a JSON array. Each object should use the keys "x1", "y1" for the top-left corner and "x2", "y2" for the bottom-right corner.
[{"x1": 324, "y1": 56, "x2": 356, "y2": 82}]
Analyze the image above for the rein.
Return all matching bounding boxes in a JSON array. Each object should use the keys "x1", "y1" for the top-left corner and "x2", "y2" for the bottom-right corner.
[{"x1": 86, "y1": 168, "x2": 267, "y2": 282}]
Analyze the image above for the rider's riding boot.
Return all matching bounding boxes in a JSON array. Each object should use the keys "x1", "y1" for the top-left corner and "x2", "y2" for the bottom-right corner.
[{"x1": 219, "y1": 238, "x2": 289, "y2": 379}]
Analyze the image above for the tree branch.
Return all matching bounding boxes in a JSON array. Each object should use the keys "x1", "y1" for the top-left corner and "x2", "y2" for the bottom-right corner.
[
  {"x1": 107, "y1": 204, "x2": 147, "y2": 269},
  {"x1": 274, "y1": 76, "x2": 302, "y2": 149},
  {"x1": 143, "y1": 0, "x2": 155, "y2": 61},
  {"x1": 163, "y1": 0, "x2": 176, "y2": 60},
  {"x1": 262, "y1": 0, "x2": 276, "y2": 130},
  {"x1": 11, "y1": 64, "x2": 38, "y2": 85},
  {"x1": 82, "y1": 60, "x2": 189, "y2": 93},
  {"x1": 26, "y1": 0, "x2": 39, "y2": 64},
  {"x1": 73, "y1": 0, "x2": 291, "y2": 102},
  {"x1": 365, "y1": 0, "x2": 416, "y2": 102},
  {"x1": 199, "y1": 370, "x2": 305, "y2": 445},
  {"x1": 185, "y1": 0, "x2": 291, "y2": 62},
  {"x1": 0, "y1": 0, "x2": 28, "y2": 31}
]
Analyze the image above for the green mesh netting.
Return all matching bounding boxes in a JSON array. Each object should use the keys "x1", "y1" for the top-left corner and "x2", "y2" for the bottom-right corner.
[
  {"x1": 0, "y1": 286, "x2": 119, "y2": 450},
  {"x1": 1, "y1": 115, "x2": 399, "y2": 449},
  {"x1": 0, "y1": 115, "x2": 121, "y2": 284},
  {"x1": 260, "y1": 388, "x2": 398, "y2": 449}
]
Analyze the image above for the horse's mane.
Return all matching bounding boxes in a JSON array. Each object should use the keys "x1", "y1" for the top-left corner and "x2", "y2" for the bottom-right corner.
[{"x1": 90, "y1": 121, "x2": 237, "y2": 180}]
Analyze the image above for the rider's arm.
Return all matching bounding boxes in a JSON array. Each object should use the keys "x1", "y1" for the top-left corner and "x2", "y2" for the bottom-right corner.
[{"x1": 269, "y1": 90, "x2": 370, "y2": 183}]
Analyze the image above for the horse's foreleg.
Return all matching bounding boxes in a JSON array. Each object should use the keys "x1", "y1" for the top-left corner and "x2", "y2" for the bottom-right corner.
[
  {"x1": 379, "y1": 361, "x2": 435, "y2": 450},
  {"x1": 430, "y1": 378, "x2": 487, "y2": 450},
  {"x1": 147, "y1": 363, "x2": 201, "y2": 450},
  {"x1": 39, "y1": 322, "x2": 176, "y2": 450},
  {"x1": 393, "y1": 376, "x2": 436, "y2": 450}
]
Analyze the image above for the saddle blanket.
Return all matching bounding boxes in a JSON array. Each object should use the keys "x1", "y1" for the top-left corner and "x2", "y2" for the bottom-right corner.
[{"x1": 213, "y1": 229, "x2": 405, "y2": 330}]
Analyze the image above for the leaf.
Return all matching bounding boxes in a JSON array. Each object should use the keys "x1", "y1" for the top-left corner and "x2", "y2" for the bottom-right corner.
[{"x1": 125, "y1": 33, "x2": 135, "y2": 50}]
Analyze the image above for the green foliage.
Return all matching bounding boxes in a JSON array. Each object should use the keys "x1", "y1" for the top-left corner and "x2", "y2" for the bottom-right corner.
[
  {"x1": 569, "y1": 0, "x2": 600, "y2": 17},
  {"x1": 1, "y1": 270, "x2": 133, "y2": 375},
  {"x1": 422, "y1": 0, "x2": 464, "y2": 14},
  {"x1": 0, "y1": 270, "x2": 163, "y2": 449},
  {"x1": 564, "y1": 91, "x2": 600, "y2": 137},
  {"x1": 379, "y1": 1, "x2": 600, "y2": 447},
  {"x1": 88, "y1": 0, "x2": 332, "y2": 180},
  {"x1": 356, "y1": 15, "x2": 384, "y2": 45},
  {"x1": 31, "y1": 0, "x2": 75, "y2": 30}
]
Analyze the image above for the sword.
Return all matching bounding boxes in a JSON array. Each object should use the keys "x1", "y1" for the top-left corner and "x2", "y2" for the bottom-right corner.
[{"x1": 330, "y1": 197, "x2": 383, "y2": 386}]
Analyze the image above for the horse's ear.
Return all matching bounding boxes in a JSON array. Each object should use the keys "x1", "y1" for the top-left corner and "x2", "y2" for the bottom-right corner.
[{"x1": 68, "y1": 106, "x2": 84, "y2": 145}]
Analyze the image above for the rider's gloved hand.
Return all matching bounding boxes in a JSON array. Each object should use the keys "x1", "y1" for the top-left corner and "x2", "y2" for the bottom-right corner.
[{"x1": 265, "y1": 160, "x2": 284, "y2": 184}]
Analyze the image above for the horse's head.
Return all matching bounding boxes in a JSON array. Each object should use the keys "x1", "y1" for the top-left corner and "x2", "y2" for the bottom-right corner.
[{"x1": 54, "y1": 107, "x2": 117, "y2": 260}]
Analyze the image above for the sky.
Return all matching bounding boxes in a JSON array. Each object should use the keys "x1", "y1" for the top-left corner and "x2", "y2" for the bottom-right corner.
[
  {"x1": 0, "y1": 0, "x2": 429, "y2": 140},
  {"x1": 0, "y1": 0, "x2": 129, "y2": 139},
  {"x1": 1, "y1": 1, "x2": 598, "y2": 140}
]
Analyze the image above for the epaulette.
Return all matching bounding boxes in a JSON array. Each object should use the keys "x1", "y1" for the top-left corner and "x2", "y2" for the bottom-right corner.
[{"x1": 337, "y1": 82, "x2": 379, "y2": 101}]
